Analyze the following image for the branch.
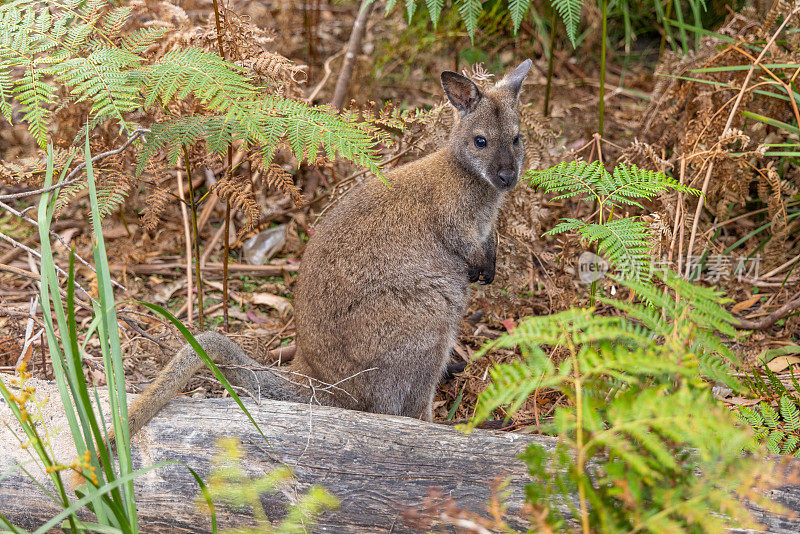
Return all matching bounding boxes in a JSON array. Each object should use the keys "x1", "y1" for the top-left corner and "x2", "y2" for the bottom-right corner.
[
  {"x1": 0, "y1": 128, "x2": 150, "y2": 201},
  {"x1": 735, "y1": 296, "x2": 800, "y2": 330},
  {"x1": 0, "y1": 231, "x2": 96, "y2": 303},
  {"x1": 0, "y1": 200, "x2": 126, "y2": 291},
  {"x1": 0, "y1": 262, "x2": 93, "y2": 311},
  {"x1": 331, "y1": 0, "x2": 374, "y2": 110}
]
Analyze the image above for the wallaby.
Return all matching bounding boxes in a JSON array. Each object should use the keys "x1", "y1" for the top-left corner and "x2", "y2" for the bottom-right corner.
[{"x1": 122, "y1": 60, "x2": 532, "y2": 438}]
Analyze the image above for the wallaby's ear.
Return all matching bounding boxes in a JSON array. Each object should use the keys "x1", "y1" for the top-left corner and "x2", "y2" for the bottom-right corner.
[
  {"x1": 500, "y1": 59, "x2": 533, "y2": 98},
  {"x1": 441, "y1": 71, "x2": 482, "y2": 114}
]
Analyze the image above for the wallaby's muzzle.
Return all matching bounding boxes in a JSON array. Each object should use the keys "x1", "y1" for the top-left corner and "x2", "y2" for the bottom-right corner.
[{"x1": 495, "y1": 169, "x2": 517, "y2": 190}]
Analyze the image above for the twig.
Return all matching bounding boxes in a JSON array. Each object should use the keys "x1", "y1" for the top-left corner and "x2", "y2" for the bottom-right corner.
[
  {"x1": 200, "y1": 222, "x2": 227, "y2": 267},
  {"x1": 0, "y1": 129, "x2": 149, "y2": 201},
  {"x1": 308, "y1": 48, "x2": 345, "y2": 102},
  {"x1": 265, "y1": 318, "x2": 295, "y2": 349},
  {"x1": 118, "y1": 315, "x2": 171, "y2": 355},
  {"x1": 0, "y1": 199, "x2": 125, "y2": 291},
  {"x1": 15, "y1": 297, "x2": 40, "y2": 371},
  {"x1": 684, "y1": 11, "x2": 796, "y2": 277},
  {"x1": 761, "y1": 253, "x2": 800, "y2": 280},
  {"x1": 181, "y1": 149, "x2": 205, "y2": 327},
  {"x1": 735, "y1": 296, "x2": 800, "y2": 330},
  {"x1": 668, "y1": 156, "x2": 685, "y2": 266},
  {"x1": 223, "y1": 198, "x2": 231, "y2": 331},
  {"x1": 108, "y1": 262, "x2": 298, "y2": 275},
  {"x1": 0, "y1": 231, "x2": 95, "y2": 301},
  {"x1": 210, "y1": 0, "x2": 231, "y2": 332},
  {"x1": 177, "y1": 170, "x2": 194, "y2": 324},
  {"x1": 331, "y1": 0, "x2": 374, "y2": 110},
  {"x1": 0, "y1": 263, "x2": 92, "y2": 311}
]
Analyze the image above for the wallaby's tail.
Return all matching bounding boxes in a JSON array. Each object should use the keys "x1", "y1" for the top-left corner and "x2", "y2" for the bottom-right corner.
[{"x1": 124, "y1": 331, "x2": 310, "y2": 440}]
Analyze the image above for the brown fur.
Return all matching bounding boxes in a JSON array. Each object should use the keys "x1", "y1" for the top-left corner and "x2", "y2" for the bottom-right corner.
[{"x1": 121, "y1": 60, "x2": 532, "y2": 438}]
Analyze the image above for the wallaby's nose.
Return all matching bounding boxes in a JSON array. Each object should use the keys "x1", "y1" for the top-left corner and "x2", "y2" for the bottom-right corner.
[{"x1": 497, "y1": 169, "x2": 516, "y2": 188}]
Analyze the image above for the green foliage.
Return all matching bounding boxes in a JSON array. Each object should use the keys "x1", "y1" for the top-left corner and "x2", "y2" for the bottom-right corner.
[
  {"x1": 548, "y1": 217, "x2": 652, "y2": 279},
  {"x1": 465, "y1": 271, "x2": 771, "y2": 532},
  {"x1": 425, "y1": 0, "x2": 446, "y2": 27},
  {"x1": 526, "y1": 160, "x2": 700, "y2": 281},
  {"x1": 1, "y1": 0, "x2": 384, "y2": 208},
  {"x1": 526, "y1": 160, "x2": 697, "y2": 212},
  {"x1": 508, "y1": 0, "x2": 532, "y2": 33},
  {"x1": 204, "y1": 438, "x2": 339, "y2": 533},
  {"x1": 1, "y1": 144, "x2": 142, "y2": 532},
  {"x1": 456, "y1": 0, "x2": 485, "y2": 39},
  {"x1": 389, "y1": 0, "x2": 580, "y2": 40},
  {"x1": 551, "y1": 0, "x2": 583, "y2": 46},
  {"x1": 739, "y1": 396, "x2": 800, "y2": 456},
  {"x1": 739, "y1": 361, "x2": 800, "y2": 456}
]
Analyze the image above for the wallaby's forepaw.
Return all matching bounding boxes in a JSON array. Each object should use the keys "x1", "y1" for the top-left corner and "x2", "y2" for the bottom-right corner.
[
  {"x1": 467, "y1": 263, "x2": 494, "y2": 286},
  {"x1": 443, "y1": 361, "x2": 468, "y2": 381},
  {"x1": 468, "y1": 264, "x2": 481, "y2": 283},
  {"x1": 479, "y1": 263, "x2": 495, "y2": 285},
  {"x1": 468, "y1": 260, "x2": 495, "y2": 285}
]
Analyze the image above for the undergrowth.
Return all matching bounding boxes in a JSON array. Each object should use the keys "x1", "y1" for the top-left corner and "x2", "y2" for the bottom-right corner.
[
  {"x1": 203, "y1": 438, "x2": 338, "y2": 534},
  {"x1": 0, "y1": 0, "x2": 387, "y2": 230},
  {"x1": 525, "y1": 159, "x2": 700, "y2": 296},
  {"x1": 0, "y1": 144, "x2": 334, "y2": 533},
  {"x1": 465, "y1": 271, "x2": 780, "y2": 532},
  {"x1": 740, "y1": 357, "x2": 800, "y2": 456}
]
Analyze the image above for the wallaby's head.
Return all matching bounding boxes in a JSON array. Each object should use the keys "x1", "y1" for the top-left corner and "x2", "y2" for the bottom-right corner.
[{"x1": 441, "y1": 59, "x2": 532, "y2": 191}]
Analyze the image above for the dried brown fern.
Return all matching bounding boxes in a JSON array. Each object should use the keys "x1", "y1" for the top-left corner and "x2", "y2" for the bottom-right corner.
[
  {"x1": 140, "y1": 186, "x2": 173, "y2": 231},
  {"x1": 257, "y1": 162, "x2": 304, "y2": 207},
  {"x1": 214, "y1": 174, "x2": 260, "y2": 236},
  {"x1": 0, "y1": 148, "x2": 77, "y2": 187},
  {"x1": 638, "y1": 9, "x2": 800, "y2": 266}
]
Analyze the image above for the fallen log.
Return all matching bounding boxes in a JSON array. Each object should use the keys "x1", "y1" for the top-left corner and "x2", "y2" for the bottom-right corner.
[{"x1": 1, "y1": 386, "x2": 800, "y2": 532}]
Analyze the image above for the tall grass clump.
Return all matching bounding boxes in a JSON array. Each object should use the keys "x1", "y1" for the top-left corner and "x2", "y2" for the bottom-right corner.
[{"x1": 0, "y1": 142, "x2": 163, "y2": 533}]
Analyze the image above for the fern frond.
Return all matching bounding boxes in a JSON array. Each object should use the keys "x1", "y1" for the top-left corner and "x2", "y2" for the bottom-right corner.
[
  {"x1": 525, "y1": 160, "x2": 605, "y2": 204},
  {"x1": 604, "y1": 163, "x2": 701, "y2": 208},
  {"x1": 426, "y1": 0, "x2": 445, "y2": 27},
  {"x1": 14, "y1": 64, "x2": 54, "y2": 148},
  {"x1": 508, "y1": 0, "x2": 532, "y2": 33},
  {"x1": 551, "y1": 0, "x2": 583, "y2": 47},
  {"x1": 0, "y1": 60, "x2": 13, "y2": 121},
  {"x1": 780, "y1": 395, "x2": 800, "y2": 432},
  {"x1": 548, "y1": 218, "x2": 651, "y2": 279},
  {"x1": 405, "y1": 0, "x2": 418, "y2": 22},
  {"x1": 141, "y1": 48, "x2": 255, "y2": 111},
  {"x1": 457, "y1": 0, "x2": 483, "y2": 40},
  {"x1": 52, "y1": 47, "x2": 140, "y2": 127}
]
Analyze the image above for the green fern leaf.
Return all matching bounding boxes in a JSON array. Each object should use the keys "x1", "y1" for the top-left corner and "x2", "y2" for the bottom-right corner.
[
  {"x1": 0, "y1": 61, "x2": 13, "y2": 121},
  {"x1": 604, "y1": 163, "x2": 701, "y2": 208},
  {"x1": 551, "y1": 0, "x2": 583, "y2": 47},
  {"x1": 546, "y1": 218, "x2": 651, "y2": 279},
  {"x1": 385, "y1": 0, "x2": 399, "y2": 14},
  {"x1": 767, "y1": 429, "x2": 785, "y2": 454},
  {"x1": 426, "y1": 0, "x2": 445, "y2": 26},
  {"x1": 457, "y1": 0, "x2": 483, "y2": 40},
  {"x1": 52, "y1": 47, "x2": 140, "y2": 128},
  {"x1": 14, "y1": 66, "x2": 54, "y2": 148},
  {"x1": 405, "y1": 0, "x2": 417, "y2": 21},
  {"x1": 761, "y1": 404, "x2": 779, "y2": 428},
  {"x1": 780, "y1": 395, "x2": 800, "y2": 432},
  {"x1": 525, "y1": 160, "x2": 606, "y2": 204},
  {"x1": 508, "y1": 0, "x2": 532, "y2": 33}
]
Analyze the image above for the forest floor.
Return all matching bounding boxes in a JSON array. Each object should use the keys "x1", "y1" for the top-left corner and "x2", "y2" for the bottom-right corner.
[{"x1": 0, "y1": 1, "x2": 798, "y2": 429}]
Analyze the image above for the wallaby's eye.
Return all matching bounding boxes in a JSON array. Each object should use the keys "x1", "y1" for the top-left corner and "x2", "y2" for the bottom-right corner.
[
  {"x1": 474, "y1": 136, "x2": 487, "y2": 149},
  {"x1": 513, "y1": 134, "x2": 521, "y2": 146}
]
